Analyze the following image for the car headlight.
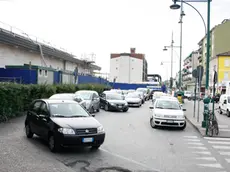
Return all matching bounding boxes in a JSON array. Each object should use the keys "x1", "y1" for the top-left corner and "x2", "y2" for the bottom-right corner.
[
  {"x1": 58, "y1": 128, "x2": 75, "y2": 135},
  {"x1": 178, "y1": 115, "x2": 185, "y2": 119},
  {"x1": 97, "y1": 126, "x2": 104, "y2": 133},
  {"x1": 124, "y1": 102, "x2": 128, "y2": 105},
  {"x1": 110, "y1": 103, "x2": 116, "y2": 106}
]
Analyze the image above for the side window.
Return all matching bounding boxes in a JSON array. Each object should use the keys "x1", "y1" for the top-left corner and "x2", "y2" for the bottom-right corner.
[
  {"x1": 32, "y1": 101, "x2": 42, "y2": 112},
  {"x1": 94, "y1": 93, "x2": 99, "y2": 98},
  {"x1": 101, "y1": 93, "x2": 106, "y2": 98},
  {"x1": 40, "y1": 102, "x2": 49, "y2": 116}
]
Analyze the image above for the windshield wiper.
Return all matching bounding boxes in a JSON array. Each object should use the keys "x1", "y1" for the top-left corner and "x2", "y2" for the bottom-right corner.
[
  {"x1": 69, "y1": 115, "x2": 87, "y2": 118},
  {"x1": 156, "y1": 107, "x2": 164, "y2": 109},
  {"x1": 53, "y1": 115, "x2": 66, "y2": 117}
]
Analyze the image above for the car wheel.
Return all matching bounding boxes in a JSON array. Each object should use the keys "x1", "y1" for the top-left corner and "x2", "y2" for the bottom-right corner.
[
  {"x1": 91, "y1": 145, "x2": 101, "y2": 149},
  {"x1": 181, "y1": 122, "x2": 186, "y2": 130},
  {"x1": 150, "y1": 118, "x2": 156, "y2": 128},
  {"x1": 104, "y1": 104, "x2": 109, "y2": 111},
  {"x1": 227, "y1": 110, "x2": 230, "y2": 117},
  {"x1": 219, "y1": 107, "x2": 222, "y2": 114},
  {"x1": 96, "y1": 108, "x2": 100, "y2": 112},
  {"x1": 123, "y1": 108, "x2": 128, "y2": 112},
  {"x1": 25, "y1": 123, "x2": 33, "y2": 138},
  {"x1": 48, "y1": 135, "x2": 60, "y2": 153}
]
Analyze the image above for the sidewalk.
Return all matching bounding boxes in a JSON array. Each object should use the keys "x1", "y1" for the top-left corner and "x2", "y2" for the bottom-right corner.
[{"x1": 183, "y1": 100, "x2": 230, "y2": 138}]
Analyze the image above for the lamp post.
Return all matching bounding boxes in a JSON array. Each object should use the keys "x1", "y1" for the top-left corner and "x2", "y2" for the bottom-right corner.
[{"x1": 163, "y1": 32, "x2": 180, "y2": 89}]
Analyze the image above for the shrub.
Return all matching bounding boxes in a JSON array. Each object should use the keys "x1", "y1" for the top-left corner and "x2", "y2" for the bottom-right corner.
[{"x1": 0, "y1": 83, "x2": 111, "y2": 122}]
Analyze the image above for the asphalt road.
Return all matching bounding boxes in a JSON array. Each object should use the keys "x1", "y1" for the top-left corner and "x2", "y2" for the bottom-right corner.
[{"x1": 1, "y1": 100, "x2": 230, "y2": 172}]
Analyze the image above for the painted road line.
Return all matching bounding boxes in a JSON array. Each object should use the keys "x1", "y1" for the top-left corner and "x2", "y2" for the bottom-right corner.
[
  {"x1": 187, "y1": 142, "x2": 204, "y2": 146},
  {"x1": 184, "y1": 139, "x2": 201, "y2": 142},
  {"x1": 189, "y1": 146, "x2": 207, "y2": 150},
  {"x1": 192, "y1": 151, "x2": 211, "y2": 155},
  {"x1": 226, "y1": 159, "x2": 230, "y2": 163},
  {"x1": 197, "y1": 163, "x2": 223, "y2": 168},
  {"x1": 184, "y1": 136, "x2": 198, "y2": 139},
  {"x1": 213, "y1": 146, "x2": 230, "y2": 150},
  {"x1": 218, "y1": 125, "x2": 229, "y2": 128},
  {"x1": 204, "y1": 137, "x2": 230, "y2": 141},
  {"x1": 195, "y1": 157, "x2": 216, "y2": 161},
  {"x1": 219, "y1": 151, "x2": 230, "y2": 156},
  {"x1": 208, "y1": 141, "x2": 230, "y2": 145}
]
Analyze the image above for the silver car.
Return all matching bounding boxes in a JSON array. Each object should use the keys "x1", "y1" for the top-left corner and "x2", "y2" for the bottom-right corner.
[
  {"x1": 75, "y1": 90, "x2": 100, "y2": 113},
  {"x1": 49, "y1": 93, "x2": 87, "y2": 109},
  {"x1": 125, "y1": 92, "x2": 142, "y2": 107}
]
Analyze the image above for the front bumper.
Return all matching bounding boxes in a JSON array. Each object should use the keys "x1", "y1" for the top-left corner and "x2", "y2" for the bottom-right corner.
[
  {"x1": 109, "y1": 104, "x2": 129, "y2": 111},
  {"x1": 56, "y1": 133, "x2": 105, "y2": 147},
  {"x1": 153, "y1": 117, "x2": 186, "y2": 127},
  {"x1": 127, "y1": 102, "x2": 141, "y2": 107}
]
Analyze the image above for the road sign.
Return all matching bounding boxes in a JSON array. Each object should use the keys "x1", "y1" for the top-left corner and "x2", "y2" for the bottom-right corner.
[
  {"x1": 192, "y1": 69, "x2": 198, "y2": 78},
  {"x1": 173, "y1": 0, "x2": 210, "y2": 2},
  {"x1": 197, "y1": 65, "x2": 204, "y2": 85}
]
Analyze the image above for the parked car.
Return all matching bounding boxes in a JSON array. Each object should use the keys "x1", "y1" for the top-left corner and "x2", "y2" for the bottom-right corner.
[
  {"x1": 135, "y1": 91, "x2": 145, "y2": 104},
  {"x1": 49, "y1": 93, "x2": 86, "y2": 109},
  {"x1": 213, "y1": 93, "x2": 220, "y2": 103},
  {"x1": 149, "y1": 98, "x2": 186, "y2": 129},
  {"x1": 136, "y1": 88, "x2": 150, "y2": 100},
  {"x1": 100, "y1": 92, "x2": 129, "y2": 112},
  {"x1": 184, "y1": 91, "x2": 192, "y2": 99},
  {"x1": 75, "y1": 90, "x2": 100, "y2": 113},
  {"x1": 125, "y1": 92, "x2": 142, "y2": 107},
  {"x1": 25, "y1": 99, "x2": 105, "y2": 152},
  {"x1": 128, "y1": 89, "x2": 136, "y2": 93},
  {"x1": 218, "y1": 94, "x2": 230, "y2": 117}
]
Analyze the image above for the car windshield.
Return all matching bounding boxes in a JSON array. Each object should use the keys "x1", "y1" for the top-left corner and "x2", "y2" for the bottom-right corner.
[
  {"x1": 76, "y1": 92, "x2": 92, "y2": 100},
  {"x1": 49, "y1": 94, "x2": 74, "y2": 100},
  {"x1": 155, "y1": 99, "x2": 181, "y2": 110},
  {"x1": 126, "y1": 93, "x2": 139, "y2": 98},
  {"x1": 106, "y1": 94, "x2": 123, "y2": 100},
  {"x1": 49, "y1": 103, "x2": 89, "y2": 117}
]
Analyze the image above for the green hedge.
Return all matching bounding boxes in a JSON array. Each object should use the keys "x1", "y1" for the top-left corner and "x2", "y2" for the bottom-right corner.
[{"x1": 0, "y1": 83, "x2": 111, "y2": 122}]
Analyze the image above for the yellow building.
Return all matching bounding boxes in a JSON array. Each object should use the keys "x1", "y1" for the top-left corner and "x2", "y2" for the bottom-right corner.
[{"x1": 210, "y1": 51, "x2": 230, "y2": 94}]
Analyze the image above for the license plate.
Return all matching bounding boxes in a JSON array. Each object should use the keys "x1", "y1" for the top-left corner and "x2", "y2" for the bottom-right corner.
[
  {"x1": 82, "y1": 137, "x2": 94, "y2": 143},
  {"x1": 167, "y1": 120, "x2": 174, "y2": 123},
  {"x1": 118, "y1": 105, "x2": 122, "y2": 108}
]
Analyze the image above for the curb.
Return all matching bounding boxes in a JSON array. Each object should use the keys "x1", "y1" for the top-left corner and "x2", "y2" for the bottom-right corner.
[{"x1": 185, "y1": 116, "x2": 205, "y2": 137}]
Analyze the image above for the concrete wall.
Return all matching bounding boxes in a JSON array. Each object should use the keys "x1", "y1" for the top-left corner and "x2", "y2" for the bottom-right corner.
[{"x1": 110, "y1": 55, "x2": 143, "y2": 83}]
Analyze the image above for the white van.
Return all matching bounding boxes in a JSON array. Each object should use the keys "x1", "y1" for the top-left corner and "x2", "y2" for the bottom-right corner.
[{"x1": 219, "y1": 94, "x2": 230, "y2": 117}]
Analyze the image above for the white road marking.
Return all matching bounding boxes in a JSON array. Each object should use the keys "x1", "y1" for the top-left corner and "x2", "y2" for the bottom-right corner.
[
  {"x1": 192, "y1": 151, "x2": 211, "y2": 155},
  {"x1": 204, "y1": 137, "x2": 230, "y2": 141},
  {"x1": 218, "y1": 125, "x2": 229, "y2": 128},
  {"x1": 219, "y1": 129, "x2": 230, "y2": 132},
  {"x1": 100, "y1": 148, "x2": 158, "y2": 171},
  {"x1": 226, "y1": 159, "x2": 230, "y2": 163},
  {"x1": 208, "y1": 141, "x2": 230, "y2": 145},
  {"x1": 213, "y1": 145, "x2": 230, "y2": 150},
  {"x1": 189, "y1": 146, "x2": 207, "y2": 150},
  {"x1": 184, "y1": 139, "x2": 201, "y2": 142},
  {"x1": 219, "y1": 151, "x2": 230, "y2": 156},
  {"x1": 195, "y1": 157, "x2": 216, "y2": 161},
  {"x1": 187, "y1": 142, "x2": 204, "y2": 146},
  {"x1": 184, "y1": 136, "x2": 198, "y2": 139},
  {"x1": 197, "y1": 163, "x2": 223, "y2": 168}
]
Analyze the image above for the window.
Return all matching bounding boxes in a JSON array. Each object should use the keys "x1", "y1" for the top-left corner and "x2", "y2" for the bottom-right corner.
[
  {"x1": 44, "y1": 70, "x2": 48, "y2": 77},
  {"x1": 224, "y1": 72, "x2": 229, "y2": 80},
  {"x1": 224, "y1": 59, "x2": 230, "y2": 67},
  {"x1": 40, "y1": 102, "x2": 49, "y2": 116},
  {"x1": 32, "y1": 101, "x2": 42, "y2": 112},
  {"x1": 39, "y1": 69, "x2": 42, "y2": 76}
]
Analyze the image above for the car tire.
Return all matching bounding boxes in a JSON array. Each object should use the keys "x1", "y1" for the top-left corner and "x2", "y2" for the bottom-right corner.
[
  {"x1": 123, "y1": 108, "x2": 128, "y2": 112},
  {"x1": 104, "y1": 104, "x2": 109, "y2": 111},
  {"x1": 91, "y1": 145, "x2": 101, "y2": 149},
  {"x1": 150, "y1": 118, "x2": 156, "y2": 128},
  {"x1": 96, "y1": 108, "x2": 100, "y2": 112},
  {"x1": 227, "y1": 110, "x2": 230, "y2": 117},
  {"x1": 25, "y1": 123, "x2": 33, "y2": 138},
  {"x1": 48, "y1": 135, "x2": 60, "y2": 153},
  {"x1": 181, "y1": 122, "x2": 186, "y2": 130},
  {"x1": 219, "y1": 107, "x2": 223, "y2": 114}
]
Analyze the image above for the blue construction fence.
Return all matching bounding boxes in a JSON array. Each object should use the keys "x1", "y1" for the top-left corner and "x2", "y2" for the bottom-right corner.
[{"x1": 110, "y1": 82, "x2": 163, "y2": 91}]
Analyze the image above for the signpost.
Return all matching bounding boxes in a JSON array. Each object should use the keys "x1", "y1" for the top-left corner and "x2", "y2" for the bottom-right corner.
[
  {"x1": 192, "y1": 69, "x2": 198, "y2": 118},
  {"x1": 197, "y1": 65, "x2": 204, "y2": 122}
]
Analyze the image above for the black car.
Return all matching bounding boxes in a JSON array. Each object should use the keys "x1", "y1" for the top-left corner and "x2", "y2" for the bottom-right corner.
[
  {"x1": 25, "y1": 99, "x2": 105, "y2": 152},
  {"x1": 100, "y1": 92, "x2": 129, "y2": 112}
]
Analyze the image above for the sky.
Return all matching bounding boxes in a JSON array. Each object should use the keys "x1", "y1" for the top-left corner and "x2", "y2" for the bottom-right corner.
[{"x1": 0, "y1": 0, "x2": 229, "y2": 80}]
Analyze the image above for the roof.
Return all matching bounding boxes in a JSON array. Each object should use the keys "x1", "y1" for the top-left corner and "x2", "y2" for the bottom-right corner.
[
  {"x1": 217, "y1": 51, "x2": 230, "y2": 56},
  {"x1": 111, "y1": 53, "x2": 145, "y2": 60},
  {"x1": 0, "y1": 28, "x2": 101, "y2": 71}
]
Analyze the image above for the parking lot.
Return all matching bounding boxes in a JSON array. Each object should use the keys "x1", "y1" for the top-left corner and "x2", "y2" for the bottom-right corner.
[{"x1": 1, "y1": 100, "x2": 230, "y2": 172}]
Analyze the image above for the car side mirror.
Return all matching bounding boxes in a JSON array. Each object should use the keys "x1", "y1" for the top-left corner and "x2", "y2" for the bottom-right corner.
[
  {"x1": 182, "y1": 109, "x2": 186, "y2": 111},
  {"x1": 149, "y1": 106, "x2": 154, "y2": 109}
]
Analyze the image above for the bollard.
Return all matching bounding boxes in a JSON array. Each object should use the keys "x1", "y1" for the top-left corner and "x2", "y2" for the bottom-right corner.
[{"x1": 202, "y1": 96, "x2": 211, "y2": 128}]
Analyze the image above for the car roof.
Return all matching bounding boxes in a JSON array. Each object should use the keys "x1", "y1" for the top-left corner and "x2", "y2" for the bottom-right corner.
[
  {"x1": 38, "y1": 99, "x2": 78, "y2": 104},
  {"x1": 51, "y1": 93, "x2": 74, "y2": 96},
  {"x1": 76, "y1": 90, "x2": 96, "y2": 93}
]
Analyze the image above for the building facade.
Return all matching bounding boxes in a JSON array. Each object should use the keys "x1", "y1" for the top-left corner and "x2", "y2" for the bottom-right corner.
[
  {"x1": 109, "y1": 48, "x2": 148, "y2": 83},
  {"x1": 198, "y1": 19, "x2": 230, "y2": 88}
]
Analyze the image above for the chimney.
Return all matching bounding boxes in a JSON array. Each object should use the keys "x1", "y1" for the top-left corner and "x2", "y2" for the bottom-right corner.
[{"x1": 130, "y1": 48, "x2": 136, "y2": 54}]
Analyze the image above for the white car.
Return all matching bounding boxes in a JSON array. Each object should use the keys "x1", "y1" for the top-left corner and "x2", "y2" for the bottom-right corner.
[
  {"x1": 149, "y1": 98, "x2": 186, "y2": 129},
  {"x1": 125, "y1": 92, "x2": 142, "y2": 107}
]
